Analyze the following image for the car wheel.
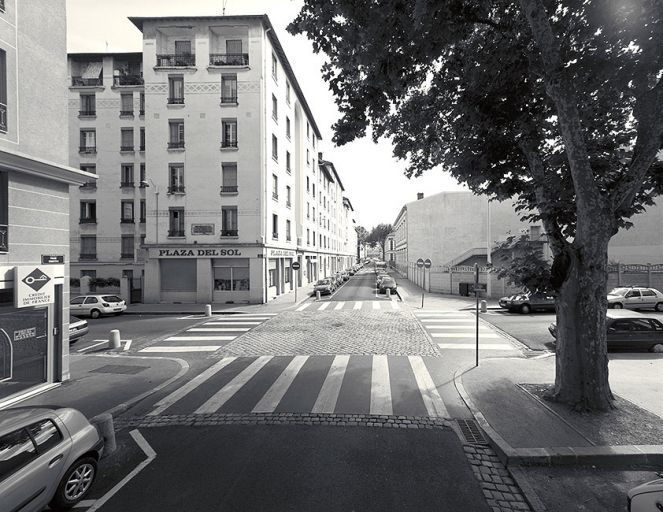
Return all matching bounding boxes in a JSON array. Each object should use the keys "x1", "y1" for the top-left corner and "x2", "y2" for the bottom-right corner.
[
  {"x1": 90, "y1": 309, "x2": 101, "y2": 319},
  {"x1": 49, "y1": 457, "x2": 97, "y2": 511},
  {"x1": 650, "y1": 344, "x2": 663, "y2": 353},
  {"x1": 613, "y1": 303, "x2": 623, "y2": 309},
  {"x1": 655, "y1": 302, "x2": 663, "y2": 312},
  {"x1": 520, "y1": 304, "x2": 531, "y2": 314}
]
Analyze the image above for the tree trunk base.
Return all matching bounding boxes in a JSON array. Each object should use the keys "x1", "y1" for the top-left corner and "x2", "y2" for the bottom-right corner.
[{"x1": 545, "y1": 388, "x2": 615, "y2": 412}]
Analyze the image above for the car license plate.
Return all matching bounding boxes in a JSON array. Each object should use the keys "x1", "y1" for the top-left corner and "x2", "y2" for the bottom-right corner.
[{"x1": 113, "y1": 308, "x2": 121, "y2": 311}]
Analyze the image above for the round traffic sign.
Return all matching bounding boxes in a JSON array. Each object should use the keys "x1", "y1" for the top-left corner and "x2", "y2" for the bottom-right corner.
[
  {"x1": 424, "y1": 259, "x2": 432, "y2": 269},
  {"x1": 291, "y1": 262, "x2": 301, "y2": 270},
  {"x1": 416, "y1": 258, "x2": 424, "y2": 268}
]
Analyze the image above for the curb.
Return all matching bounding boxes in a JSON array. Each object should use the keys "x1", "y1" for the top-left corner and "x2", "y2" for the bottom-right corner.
[
  {"x1": 123, "y1": 310, "x2": 252, "y2": 316},
  {"x1": 453, "y1": 366, "x2": 663, "y2": 467}
]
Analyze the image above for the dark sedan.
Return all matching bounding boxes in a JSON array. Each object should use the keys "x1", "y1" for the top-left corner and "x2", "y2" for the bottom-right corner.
[
  {"x1": 548, "y1": 310, "x2": 663, "y2": 352},
  {"x1": 499, "y1": 292, "x2": 556, "y2": 314},
  {"x1": 379, "y1": 277, "x2": 398, "y2": 294}
]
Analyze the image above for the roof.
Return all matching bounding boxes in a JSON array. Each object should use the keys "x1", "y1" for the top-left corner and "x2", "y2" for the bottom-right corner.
[
  {"x1": 343, "y1": 197, "x2": 354, "y2": 211},
  {"x1": 0, "y1": 148, "x2": 96, "y2": 186},
  {"x1": 127, "y1": 14, "x2": 323, "y2": 139},
  {"x1": 319, "y1": 159, "x2": 345, "y2": 191},
  {"x1": 68, "y1": 52, "x2": 142, "y2": 60}
]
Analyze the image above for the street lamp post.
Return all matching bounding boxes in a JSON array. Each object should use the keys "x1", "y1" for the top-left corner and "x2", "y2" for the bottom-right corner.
[{"x1": 141, "y1": 179, "x2": 160, "y2": 244}]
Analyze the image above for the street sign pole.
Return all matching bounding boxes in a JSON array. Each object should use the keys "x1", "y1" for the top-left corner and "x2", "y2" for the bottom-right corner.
[
  {"x1": 475, "y1": 263, "x2": 479, "y2": 367},
  {"x1": 416, "y1": 258, "x2": 425, "y2": 308},
  {"x1": 292, "y1": 261, "x2": 301, "y2": 303}
]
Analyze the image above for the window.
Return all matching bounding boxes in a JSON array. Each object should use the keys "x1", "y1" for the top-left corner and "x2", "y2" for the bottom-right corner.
[
  {"x1": 139, "y1": 92, "x2": 145, "y2": 115},
  {"x1": 121, "y1": 164, "x2": 134, "y2": 187},
  {"x1": 139, "y1": 127, "x2": 145, "y2": 151},
  {"x1": 269, "y1": 269, "x2": 276, "y2": 287},
  {"x1": 120, "y1": 128, "x2": 134, "y2": 151},
  {"x1": 306, "y1": 176, "x2": 310, "y2": 192},
  {"x1": 169, "y1": 164, "x2": 185, "y2": 193},
  {"x1": 271, "y1": 53, "x2": 278, "y2": 80},
  {"x1": 221, "y1": 119, "x2": 238, "y2": 148},
  {"x1": 272, "y1": 94, "x2": 278, "y2": 121},
  {"x1": 221, "y1": 206, "x2": 238, "y2": 237},
  {"x1": 272, "y1": 214, "x2": 278, "y2": 239},
  {"x1": 80, "y1": 94, "x2": 96, "y2": 116},
  {"x1": 642, "y1": 289, "x2": 656, "y2": 297},
  {"x1": 120, "y1": 93, "x2": 133, "y2": 115},
  {"x1": 140, "y1": 199, "x2": 146, "y2": 223},
  {"x1": 286, "y1": 220, "x2": 291, "y2": 241},
  {"x1": 80, "y1": 236, "x2": 97, "y2": 259},
  {"x1": 168, "y1": 208, "x2": 185, "y2": 237},
  {"x1": 272, "y1": 134, "x2": 278, "y2": 160},
  {"x1": 139, "y1": 163, "x2": 146, "y2": 185},
  {"x1": 286, "y1": 81, "x2": 291, "y2": 104},
  {"x1": 0, "y1": 49, "x2": 6, "y2": 132},
  {"x1": 213, "y1": 259, "x2": 249, "y2": 291},
  {"x1": 168, "y1": 120, "x2": 185, "y2": 149},
  {"x1": 80, "y1": 201, "x2": 96, "y2": 223},
  {"x1": 307, "y1": 149, "x2": 310, "y2": 165},
  {"x1": 306, "y1": 121, "x2": 310, "y2": 139},
  {"x1": 168, "y1": 75, "x2": 184, "y2": 104},
  {"x1": 313, "y1": 206, "x2": 316, "y2": 219},
  {"x1": 313, "y1": 230, "x2": 316, "y2": 246},
  {"x1": 285, "y1": 266, "x2": 291, "y2": 283},
  {"x1": 79, "y1": 164, "x2": 96, "y2": 189},
  {"x1": 286, "y1": 117, "x2": 291, "y2": 139},
  {"x1": 313, "y1": 183, "x2": 316, "y2": 198},
  {"x1": 307, "y1": 229, "x2": 310, "y2": 245},
  {"x1": 121, "y1": 235, "x2": 135, "y2": 258},
  {"x1": 221, "y1": 74, "x2": 237, "y2": 103},
  {"x1": 307, "y1": 203, "x2": 310, "y2": 219},
  {"x1": 221, "y1": 163, "x2": 238, "y2": 193},
  {"x1": 286, "y1": 185, "x2": 291, "y2": 207},
  {"x1": 272, "y1": 174, "x2": 278, "y2": 200},
  {"x1": 121, "y1": 200, "x2": 134, "y2": 223},
  {"x1": 79, "y1": 129, "x2": 96, "y2": 153},
  {"x1": 286, "y1": 151, "x2": 291, "y2": 173},
  {"x1": 0, "y1": 428, "x2": 37, "y2": 480}
]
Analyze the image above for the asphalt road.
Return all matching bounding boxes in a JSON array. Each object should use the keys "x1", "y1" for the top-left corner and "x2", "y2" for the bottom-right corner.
[
  {"x1": 325, "y1": 268, "x2": 391, "y2": 302},
  {"x1": 100, "y1": 425, "x2": 490, "y2": 512}
]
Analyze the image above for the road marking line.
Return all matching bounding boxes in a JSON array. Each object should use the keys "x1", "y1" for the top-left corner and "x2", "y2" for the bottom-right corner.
[
  {"x1": 77, "y1": 340, "x2": 108, "y2": 353},
  {"x1": 123, "y1": 340, "x2": 132, "y2": 351},
  {"x1": 311, "y1": 355, "x2": 350, "y2": 414},
  {"x1": 176, "y1": 315, "x2": 199, "y2": 319},
  {"x1": 165, "y1": 335, "x2": 236, "y2": 341},
  {"x1": 252, "y1": 356, "x2": 309, "y2": 413},
  {"x1": 296, "y1": 303, "x2": 311, "y2": 311},
  {"x1": 372, "y1": 301, "x2": 381, "y2": 310},
  {"x1": 203, "y1": 321, "x2": 262, "y2": 325},
  {"x1": 86, "y1": 429, "x2": 156, "y2": 512},
  {"x1": 408, "y1": 356, "x2": 449, "y2": 418},
  {"x1": 370, "y1": 355, "x2": 393, "y2": 415},
  {"x1": 353, "y1": 301, "x2": 362, "y2": 310},
  {"x1": 391, "y1": 301, "x2": 400, "y2": 310},
  {"x1": 149, "y1": 357, "x2": 237, "y2": 416},
  {"x1": 195, "y1": 356, "x2": 272, "y2": 414},
  {"x1": 318, "y1": 302, "x2": 330, "y2": 311},
  {"x1": 437, "y1": 343, "x2": 515, "y2": 350},
  {"x1": 139, "y1": 346, "x2": 222, "y2": 353},
  {"x1": 425, "y1": 325, "x2": 492, "y2": 329},
  {"x1": 419, "y1": 316, "x2": 473, "y2": 320},
  {"x1": 431, "y1": 332, "x2": 500, "y2": 338},
  {"x1": 334, "y1": 302, "x2": 344, "y2": 310},
  {"x1": 188, "y1": 327, "x2": 251, "y2": 332}
]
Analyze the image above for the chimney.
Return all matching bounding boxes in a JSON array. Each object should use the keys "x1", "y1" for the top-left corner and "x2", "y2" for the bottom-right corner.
[{"x1": 417, "y1": 192, "x2": 424, "y2": 200}]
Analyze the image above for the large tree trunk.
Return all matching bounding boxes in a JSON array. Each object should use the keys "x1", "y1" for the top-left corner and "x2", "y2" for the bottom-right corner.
[{"x1": 552, "y1": 238, "x2": 613, "y2": 411}]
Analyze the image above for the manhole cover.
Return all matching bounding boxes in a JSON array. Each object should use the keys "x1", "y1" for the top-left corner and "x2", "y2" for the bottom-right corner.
[
  {"x1": 91, "y1": 365, "x2": 149, "y2": 375},
  {"x1": 456, "y1": 419, "x2": 488, "y2": 445}
]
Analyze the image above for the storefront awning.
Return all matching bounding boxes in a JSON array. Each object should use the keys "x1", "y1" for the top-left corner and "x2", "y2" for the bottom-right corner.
[{"x1": 81, "y1": 61, "x2": 103, "y2": 79}]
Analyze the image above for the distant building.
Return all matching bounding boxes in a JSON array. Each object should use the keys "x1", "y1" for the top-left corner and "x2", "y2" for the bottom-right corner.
[
  {"x1": 1, "y1": 0, "x2": 93, "y2": 407},
  {"x1": 385, "y1": 232, "x2": 395, "y2": 265}
]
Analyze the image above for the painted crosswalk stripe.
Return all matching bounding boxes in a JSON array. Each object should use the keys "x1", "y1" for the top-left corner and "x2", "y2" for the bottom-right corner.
[
  {"x1": 139, "y1": 346, "x2": 221, "y2": 353},
  {"x1": 149, "y1": 357, "x2": 237, "y2": 416},
  {"x1": 425, "y1": 325, "x2": 492, "y2": 330},
  {"x1": 353, "y1": 301, "x2": 362, "y2": 310},
  {"x1": 252, "y1": 356, "x2": 309, "y2": 413},
  {"x1": 408, "y1": 356, "x2": 449, "y2": 418},
  {"x1": 203, "y1": 321, "x2": 262, "y2": 326},
  {"x1": 188, "y1": 327, "x2": 251, "y2": 332},
  {"x1": 372, "y1": 301, "x2": 381, "y2": 310},
  {"x1": 390, "y1": 301, "x2": 400, "y2": 310},
  {"x1": 296, "y1": 303, "x2": 311, "y2": 311},
  {"x1": 318, "y1": 302, "x2": 330, "y2": 311},
  {"x1": 438, "y1": 343, "x2": 514, "y2": 350},
  {"x1": 370, "y1": 355, "x2": 393, "y2": 415},
  {"x1": 430, "y1": 332, "x2": 500, "y2": 338},
  {"x1": 311, "y1": 355, "x2": 350, "y2": 414},
  {"x1": 419, "y1": 316, "x2": 473, "y2": 321},
  {"x1": 195, "y1": 356, "x2": 273, "y2": 414},
  {"x1": 334, "y1": 302, "x2": 344, "y2": 311},
  {"x1": 165, "y1": 335, "x2": 237, "y2": 341}
]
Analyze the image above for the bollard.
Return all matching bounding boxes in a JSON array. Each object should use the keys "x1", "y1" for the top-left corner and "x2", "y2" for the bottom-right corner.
[
  {"x1": 386, "y1": 288, "x2": 391, "y2": 298},
  {"x1": 90, "y1": 413, "x2": 116, "y2": 456},
  {"x1": 316, "y1": 290, "x2": 321, "y2": 301},
  {"x1": 480, "y1": 300, "x2": 487, "y2": 313},
  {"x1": 108, "y1": 329, "x2": 121, "y2": 350},
  {"x1": 205, "y1": 304, "x2": 212, "y2": 317}
]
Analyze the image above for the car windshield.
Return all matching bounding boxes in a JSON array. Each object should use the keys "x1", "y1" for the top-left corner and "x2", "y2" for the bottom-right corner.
[
  {"x1": 609, "y1": 288, "x2": 629, "y2": 296},
  {"x1": 316, "y1": 280, "x2": 329, "y2": 285}
]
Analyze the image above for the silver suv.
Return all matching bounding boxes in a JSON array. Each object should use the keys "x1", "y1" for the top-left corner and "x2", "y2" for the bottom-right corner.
[
  {"x1": 607, "y1": 287, "x2": 663, "y2": 311},
  {"x1": 0, "y1": 406, "x2": 103, "y2": 511}
]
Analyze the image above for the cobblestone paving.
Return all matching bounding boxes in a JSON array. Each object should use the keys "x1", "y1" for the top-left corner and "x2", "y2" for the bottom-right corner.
[
  {"x1": 464, "y1": 445, "x2": 533, "y2": 512},
  {"x1": 215, "y1": 310, "x2": 440, "y2": 357}
]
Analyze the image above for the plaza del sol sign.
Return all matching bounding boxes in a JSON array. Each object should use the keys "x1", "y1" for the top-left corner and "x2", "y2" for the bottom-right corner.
[{"x1": 158, "y1": 248, "x2": 242, "y2": 257}]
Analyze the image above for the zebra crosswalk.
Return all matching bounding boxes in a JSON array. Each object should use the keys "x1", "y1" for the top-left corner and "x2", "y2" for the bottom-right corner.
[
  {"x1": 414, "y1": 311, "x2": 517, "y2": 352},
  {"x1": 148, "y1": 355, "x2": 450, "y2": 418},
  {"x1": 139, "y1": 314, "x2": 276, "y2": 354},
  {"x1": 296, "y1": 300, "x2": 401, "y2": 312}
]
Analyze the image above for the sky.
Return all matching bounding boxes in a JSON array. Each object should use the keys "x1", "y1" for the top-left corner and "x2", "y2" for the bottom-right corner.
[{"x1": 66, "y1": 0, "x2": 467, "y2": 230}]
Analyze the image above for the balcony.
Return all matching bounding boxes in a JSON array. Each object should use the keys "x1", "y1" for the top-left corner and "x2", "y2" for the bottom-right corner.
[
  {"x1": 221, "y1": 229, "x2": 238, "y2": 237},
  {"x1": 79, "y1": 218, "x2": 97, "y2": 224},
  {"x1": 167, "y1": 97, "x2": 185, "y2": 105},
  {"x1": 168, "y1": 141, "x2": 185, "y2": 150},
  {"x1": 113, "y1": 74, "x2": 144, "y2": 87},
  {"x1": 72, "y1": 77, "x2": 103, "y2": 87},
  {"x1": 79, "y1": 146, "x2": 97, "y2": 154},
  {"x1": 168, "y1": 229, "x2": 185, "y2": 238},
  {"x1": 220, "y1": 95, "x2": 238, "y2": 104},
  {"x1": 79, "y1": 181, "x2": 96, "y2": 190},
  {"x1": 79, "y1": 253, "x2": 97, "y2": 260},
  {"x1": 121, "y1": 252, "x2": 134, "y2": 259},
  {"x1": 221, "y1": 140, "x2": 238, "y2": 149},
  {"x1": 120, "y1": 110, "x2": 134, "y2": 117},
  {"x1": 209, "y1": 53, "x2": 249, "y2": 66},
  {"x1": 0, "y1": 223, "x2": 7, "y2": 253},
  {"x1": 167, "y1": 185, "x2": 185, "y2": 194},
  {"x1": 120, "y1": 218, "x2": 135, "y2": 224},
  {"x1": 220, "y1": 185, "x2": 238, "y2": 195},
  {"x1": 156, "y1": 54, "x2": 196, "y2": 67},
  {"x1": 120, "y1": 145, "x2": 134, "y2": 152},
  {"x1": 78, "y1": 110, "x2": 96, "y2": 117},
  {"x1": 120, "y1": 181, "x2": 135, "y2": 188}
]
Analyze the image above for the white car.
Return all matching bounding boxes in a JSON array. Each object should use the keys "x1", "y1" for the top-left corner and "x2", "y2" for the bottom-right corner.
[
  {"x1": 70, "y1": 294, "x2": 127, "y2": 318},
  {"x1": 627, "y1": 473, "x2": 663, "y2": 511},
  {"x1": 607, "y1": 287, "x2": 663, "y2": 311}
]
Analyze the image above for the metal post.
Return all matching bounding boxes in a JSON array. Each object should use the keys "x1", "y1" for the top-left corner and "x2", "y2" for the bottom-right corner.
[
  {"x1": 155, "y1": 190, "x2": 159, "y2": 244},
  {"x1": 294, "y1": 270, "x2": 298, "y2": 303},
  {"x1": 475, "y1": 263, "x2": 479, "y2": 367},
  {"x1": 422, "y1": 267, "x2": 425, "y2": 308}
]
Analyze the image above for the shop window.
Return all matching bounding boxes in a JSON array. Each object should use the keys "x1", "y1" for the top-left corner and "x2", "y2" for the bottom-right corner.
[
  {"x1": 285, "y1": 267, "x2": 291, "y2": 283},
  {"x1": 269, "y1": 268, "x2": 276, "y2": 287},
  {"x1": 213, "y1": 260, "x2": 249, "y2": 291},
  {"x1": 160, "y1": 259, "x2": 196, "y2": 291}
]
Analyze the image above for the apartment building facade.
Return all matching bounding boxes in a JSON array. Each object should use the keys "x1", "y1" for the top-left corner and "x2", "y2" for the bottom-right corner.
[
  {"x1": 67, "y1": 15, "x2": 357, "y2": 304},
  {"x1": 0, "y1": 0, "x2": 93, "y2": 407}
]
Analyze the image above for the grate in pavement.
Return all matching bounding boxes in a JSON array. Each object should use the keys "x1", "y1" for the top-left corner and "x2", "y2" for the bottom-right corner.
[
  {"x1": 91, "y1": 364, "x2": 149, "y2": 375},
  {"x1": 456, "y1": 418, "x2": 489, "y2": 445}
]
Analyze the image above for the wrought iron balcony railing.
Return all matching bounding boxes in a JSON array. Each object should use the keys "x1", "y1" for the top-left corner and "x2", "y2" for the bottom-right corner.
[
  {"x1": 156, "y1": 54, "x2": 196, "y2": 67},
  {"x1": 221, "y1": 229, "x2": 238, "y2": 237},
  {"x1": 120, "y1": 110, "x2": 134, "y2": 116},
  {"x1": 72, "y1": 76, "x2": 103, "y2": 87},
  {"x1": 167, "y1": 185, "x2": 185, "y2": 194},
  {"x1": 120, "y1": 218, "x2": 135, "y2": 224},
  {"x1": 221, "y1": 139, "x2": 238, "y2": 149},
  {"x1": 167, "y1": 97, "x2": 185, "y2": 105},
  {"x1": 120, "y1": 252, "x2": 134, "y2": 259},
  {"x1": 220, "y1": 95, "x2": 238, "y2": 104},
  {"x1": 0, "y1": 223, "x2": 7, "y2": 253},
  {"x1": 120, "y1": 181, "x2": 134, "y2": 188},
  {"x1": 209, "y1": 53, "x2": 249, "y2": 66},
  {"x1": 79, "y1": 181, "x2": 96, "y2": 190},
  {"x1": 79, "y1": 110, "x2": 96, "y2": 117},
  {"x1": 168, "y1": 141, "x2": 185, "y2": 149},
  {"x1": 113, "y1": 74, "x2": 144, "y2": 86},
  {"x1": 79, "y1": 146, "x2": 97, "y2": 154},
  {"x1": 168, "y1": 229, "x2": 185, "y2": 238},
  {"x1": 79, "y1": 218, "x2": 97, "y2": 224},
  {"x1": 0, "y1": 103, "x2": 6, "y2": 133},
  {"x1": 220, "y1": 185, "x2": 238, "y2": 194},
  {"x1": 120, "y1": 145, "x2": 134, "y2": 152}
]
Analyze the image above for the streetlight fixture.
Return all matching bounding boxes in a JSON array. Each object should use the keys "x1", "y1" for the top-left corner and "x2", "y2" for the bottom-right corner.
[{"x1": 140, "y1": 179, "x2": 160, "y2": 244}]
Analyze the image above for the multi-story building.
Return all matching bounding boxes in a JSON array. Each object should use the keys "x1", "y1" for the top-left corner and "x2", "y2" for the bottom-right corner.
[
  {"x1": 67, "y1": 15, "x2": 357, "y2": 304},
  {"x1": 1, "y1": 0, "x2": 93, "y2": 407}
]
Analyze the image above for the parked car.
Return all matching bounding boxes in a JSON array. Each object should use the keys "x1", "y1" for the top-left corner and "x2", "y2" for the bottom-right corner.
[
  {"x1": 0, "y1": 406, "x2": 104, "y2": 511},
  {"x1": 379, "y1": 277, "x2": 398, "y2": 294},
  {"x1": 341, "y1": 271, "x2": 350, "y2": 281},
  {"x1": 628, "y1": 472, "x2": 663, "y2": 511},
  {"x1": 376, "y1": 272, "x2": 390, "y2": 286},
  {"x1": 607, "y1": 286, "x2": 663, "y2": 311},
  {"x1": 548, "y1": 310, "x2": 663, "y2": 352},
  {"x1": 499, "y1": 292, "x2": 555, "y2": 314},
  {"x1": 68, "y1": 316, "x2": 89, "y2": 343},
  {"x1": 314, "y1": 278, "x2": 335, "y2": 295},
  {"x1": 333, "y1": 273, "x2": 344, "y2": 286},
  {"x1": 70, "y1": 295, "x2": 127, "y2": 319}
]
